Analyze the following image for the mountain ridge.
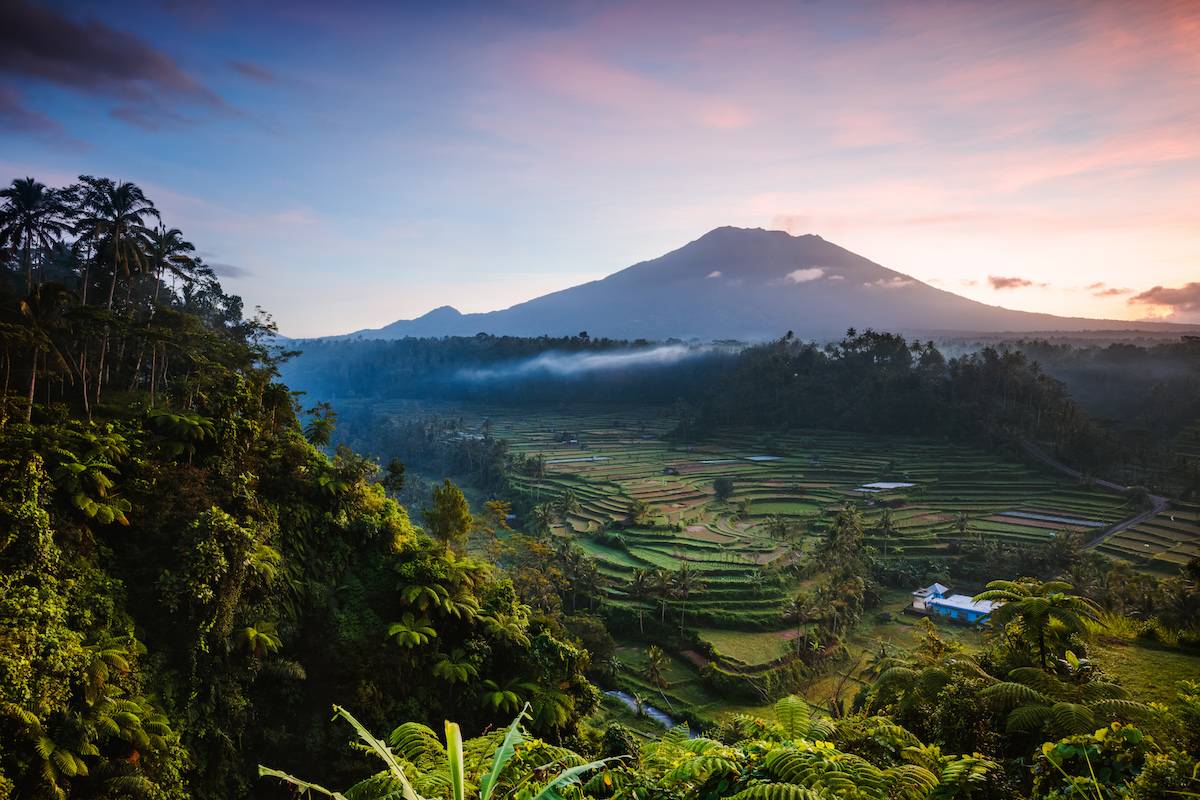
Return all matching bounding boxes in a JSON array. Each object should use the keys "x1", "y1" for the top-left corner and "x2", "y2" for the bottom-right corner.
[{"x1": 334, "y1": 227, "x2": 1194, "y2": 341}]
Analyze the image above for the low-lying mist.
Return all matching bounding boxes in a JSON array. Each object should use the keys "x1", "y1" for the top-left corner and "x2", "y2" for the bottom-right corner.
[{"x1": 455, "y1": 344, "x2": 714, "y2": 381}]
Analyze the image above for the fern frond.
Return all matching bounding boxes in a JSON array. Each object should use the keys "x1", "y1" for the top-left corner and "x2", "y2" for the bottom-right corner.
[{"x1": 728, "y1": 783, "x2": 828, "y2": 800}]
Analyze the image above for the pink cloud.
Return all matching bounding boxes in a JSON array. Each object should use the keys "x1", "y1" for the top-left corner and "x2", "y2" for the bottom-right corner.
[{"x1": 517, "y1": 49, "x2": 754, "y2": 132}]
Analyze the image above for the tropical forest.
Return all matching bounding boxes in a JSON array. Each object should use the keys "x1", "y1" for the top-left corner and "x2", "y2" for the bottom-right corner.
[{"x1": 1, "y1": 172, "x2": 1199, "y2": 800}]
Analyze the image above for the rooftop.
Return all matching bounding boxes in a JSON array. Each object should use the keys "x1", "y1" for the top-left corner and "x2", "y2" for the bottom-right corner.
[{"x1": 928, "y1": 594, "x2": 996, "y2": 614}]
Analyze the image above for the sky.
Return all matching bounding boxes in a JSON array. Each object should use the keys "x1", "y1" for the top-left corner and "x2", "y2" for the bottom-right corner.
[{"x1": 2, "y1": 0, "x2": 1199, "y2": 336}]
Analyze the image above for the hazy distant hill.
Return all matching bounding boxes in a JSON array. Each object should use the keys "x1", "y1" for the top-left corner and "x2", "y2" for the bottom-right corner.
[{"x1": 344, "y1": 227, "x2": 1190, "y2": 340}]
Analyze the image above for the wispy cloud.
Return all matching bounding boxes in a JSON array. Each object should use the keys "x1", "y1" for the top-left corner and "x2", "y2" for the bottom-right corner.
[
  {"x1": 0, "y1": 0, "x2": 227, "y2": 130},
  {"x1": 785, "y1": 267, "x2": 824, "y2": 283},
  {"x1": 228, "y1": 60, "x2": 275, "y2": 83},
  {"x1": 864, "y1": 276, "x2": 915, "y2": 290},
  {"x1": 989, "y1": 275, "x2": 1048, "y2": 290},
  {"x1": 1129, "y1": 282, "x2": 1200, "y2": 317},
  {"x1": 1087, "y1": 281, "x2": 1133, "y2": 297}
]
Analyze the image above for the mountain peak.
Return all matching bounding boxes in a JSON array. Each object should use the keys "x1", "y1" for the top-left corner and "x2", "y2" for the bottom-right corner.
[
  {"x1": 697, "y1": 226, "x2": 821, "y2": 241},
  {"x1": 418, "y1": 305, "x2": 462, "y2": 319},
  {"x1": 345, "y1": 229, "x2": 1188, "y2": 341}
]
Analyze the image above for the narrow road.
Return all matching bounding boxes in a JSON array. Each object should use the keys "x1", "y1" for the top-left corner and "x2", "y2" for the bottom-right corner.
[{"x1": 1019, "y1": 440, "x2": 1168, "y2": 550}]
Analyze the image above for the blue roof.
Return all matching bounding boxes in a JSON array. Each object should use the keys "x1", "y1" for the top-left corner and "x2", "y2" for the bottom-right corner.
[{"x1": 928, "y1": 594, "x2": 995, "y2": 614}]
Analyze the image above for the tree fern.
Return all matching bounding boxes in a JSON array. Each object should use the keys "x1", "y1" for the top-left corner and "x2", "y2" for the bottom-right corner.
[
  {"x1": 728, "y1": 783, "x2": 829, "y2": 800},
  {"x1": 775, "y1": 695, "x2": 814, "y2": 740}
]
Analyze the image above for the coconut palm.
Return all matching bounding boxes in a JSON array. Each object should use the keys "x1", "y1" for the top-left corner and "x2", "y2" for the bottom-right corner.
[
  {"x1": 670, "y1": 563, "x2": 707, "y2": 633},
  {"x1": 0, "y1": 177, "x2": 73, "y2": 290},
  {"x1": 10, "y1": 282, "x2": 79, "y2": 421},
  {"x1": 974, "y1": 579, "x2": 1102, "y2": 670},
  {"x1": 579, "y1": 562, "x2": 606, "y2": 612},
  {"x1": 643, "y1": 644, "x2": 669, "y2": 688},
  {"x1": 73, "y1": 178, "x2": 158, "y2": 311},
  {"x1": 627, "y1": 568, "x2": 654, "y2": 632},
  {"x1": 526, "y1": 502, "x2": 555, "y2": 537},
  {"x1": 876, "y1": 507, "x2": 898, "y2": 557},
  {"x1": 953, "y1": 511, "x2": 980, "y2": 543},
  {"x1": 651, "y1": 568, "x2": 673, "y2": 624},
  {"x1": 556, "y1": 488, "x2": 581, "y2": 520},
  {"x1": 73, "y1": 178, "x2": 157, "y2": 403},
  {"x1": 143, "y1": 224, "x2": 196, "y2": 304}
]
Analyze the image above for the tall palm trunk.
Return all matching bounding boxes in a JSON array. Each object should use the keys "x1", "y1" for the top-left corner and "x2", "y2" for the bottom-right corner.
[
  {"x1": 25, "y1": 347, "x2": 37, "y2": 423},
  {"x1": 23, "y1": 236, "x2": 33, "y2": 292},
  {"x1": 97, "y1": 232, "x2": 122, "y2": 405}
]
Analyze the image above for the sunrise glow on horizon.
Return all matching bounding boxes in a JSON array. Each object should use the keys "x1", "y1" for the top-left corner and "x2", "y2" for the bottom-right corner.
[{"x1": 3, "y1": 0, "x2": 1199, "y2": 336}]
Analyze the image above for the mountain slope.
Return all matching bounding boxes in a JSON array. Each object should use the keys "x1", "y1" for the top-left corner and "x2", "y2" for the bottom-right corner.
[{"x1": 347, "y1": 227, "x2": 1185, "y2": 340}]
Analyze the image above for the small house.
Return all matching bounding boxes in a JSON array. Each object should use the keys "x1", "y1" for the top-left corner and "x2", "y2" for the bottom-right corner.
[
  {"x1": 911, "y1": 582, "x2": 996, "y2": 624},
  {"x1": 910, "y1": 583, "x2": 949, "y2": 613}
]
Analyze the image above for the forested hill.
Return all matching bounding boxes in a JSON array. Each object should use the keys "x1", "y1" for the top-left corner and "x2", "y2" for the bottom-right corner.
[{"x1": 0, "y1": 176, "x2": 600, "y2": 799}]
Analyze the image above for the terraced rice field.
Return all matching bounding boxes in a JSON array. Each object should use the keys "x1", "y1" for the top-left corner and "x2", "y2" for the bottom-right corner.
[
  {"x1": 1096, "y1": 500, "x2": 1200, "y2": 573},
  {"x1": 362, "y1": 401, "x2": 1195, "y2": 716},
  {"x1": 419, "y1": 406, "x2": 1143, "y2": 634}
]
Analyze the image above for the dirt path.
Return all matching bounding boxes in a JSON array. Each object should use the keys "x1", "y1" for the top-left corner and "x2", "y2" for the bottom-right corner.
[{"x1": 1019, "y1": 440, "x2": 1168, "y2": 550}]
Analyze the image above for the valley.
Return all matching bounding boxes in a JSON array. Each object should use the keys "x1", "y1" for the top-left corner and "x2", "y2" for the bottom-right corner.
[{"x1": 333, "y1": 399, "x2": 1200, "y2": 730}]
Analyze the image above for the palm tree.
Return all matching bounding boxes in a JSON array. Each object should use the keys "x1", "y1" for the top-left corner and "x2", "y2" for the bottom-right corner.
[
  {"x1": 670, "y1": 563, "x2": 706, "y2": 633},
  {"x1": 974, "y1": 579, "x2": 1102, "y2": 670},
  {"x1": 627, "y1": 568, "x2": 654, "y2": 633},
  {"x1": 747, "y1": 569, "x2": 768, "y2": 596},
  {"x1": 526, "y1": 502, "x2": 555, "y2": 538},
  {"x1": 578, "y1": 561, "x2": 605, "y2": 612},
  {"x1": 11, "y1": 282, "x2": 79, "y2": 421},
  {"x1": 953, "y1": 511, "x2": 980, "y2": 543},
  {"x1": 143, "y1": 224, "x2": 196, "y2": 304},
  {"x1": 73, "y1": 178, "x2": 157, "y2": 310},
  {"x1": 0, "y1": 177, "x2": 72, "y2": 291},
  {"x1": 784, "y1": 594, "x2": 809, "y2": 652},
  {"x1": 876, "y1": 508, "x2": 897, "y2": 557},
  {"x1": 628, "y1": 498, "x2": 650, "y2": 526},
  {"x1": 556, "y1": 489, "x2": 581, "y2": 520},
  {"x1": 74, "y1": 179, "x2": 157, "y2": 403},
  {"x1": 651, "y1": 568, "x2": 673, "y2": 624},
  {"x1": 643, "y1": 644, "x2": 669, "y2": 688}
]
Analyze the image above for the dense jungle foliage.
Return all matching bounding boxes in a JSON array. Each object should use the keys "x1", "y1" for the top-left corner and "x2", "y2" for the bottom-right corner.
[
  {"x1": 3, "y1": 175, "x2": 1200, "y2": 800},
  {"x1": 0, "y1": 176, "x2": 599, "y2": 799}
]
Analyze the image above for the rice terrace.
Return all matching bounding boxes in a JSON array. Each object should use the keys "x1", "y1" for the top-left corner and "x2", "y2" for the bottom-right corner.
[{"x1": 345, "y1": 400, "x2": 1200, "y2": 726}]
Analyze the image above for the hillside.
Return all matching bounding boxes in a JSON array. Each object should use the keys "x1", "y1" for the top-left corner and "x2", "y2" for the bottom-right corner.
[{"x1": 347, "y1": 227, "x2": 1191, "y2": 340}]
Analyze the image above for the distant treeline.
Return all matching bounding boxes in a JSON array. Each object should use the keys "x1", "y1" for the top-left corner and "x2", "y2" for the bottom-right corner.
[
  {"x1": 677, "y1": 329, "x2": 1106, "y2": 467},
  {"x1": 1011, "y1": 337, "x2": 1200, "y2": 437},
  {"x1": 282, "y1": 333, "x2": 736, "y2": 403},
  {"x1": 287, "y1": 329, "x2": 1200, "y2": 493}
]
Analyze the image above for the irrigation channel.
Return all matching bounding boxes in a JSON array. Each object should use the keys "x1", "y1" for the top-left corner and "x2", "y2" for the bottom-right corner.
[{"x1": 604, "y1": 690, "x2": 692, "y2": 734}]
